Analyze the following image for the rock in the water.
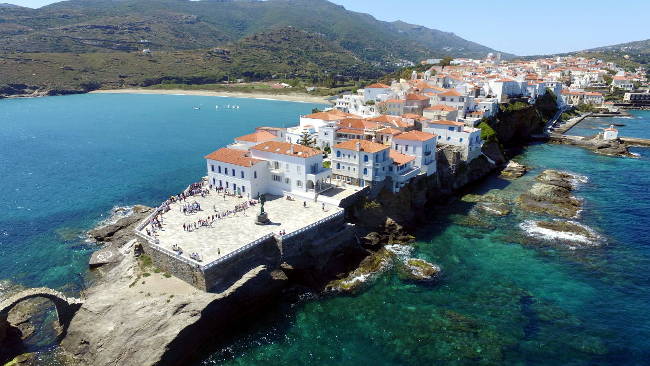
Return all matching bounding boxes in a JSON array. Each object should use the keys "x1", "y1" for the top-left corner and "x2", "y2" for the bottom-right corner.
[
  {"x1": 517, "y1": 170, "x2": 584, "y2": 218},
  {"x1": 325, "y1": 248, "x2": 396, "y2": 293},
  {"x1": 520, "y1": 220, "x2": 601, "y2": 248},
  {"x1": 399, "y1": 258, "x2": 442, "y2": 282},
  {"x1": 500, "y1": 161, "x2": 528, "y2": 179}
]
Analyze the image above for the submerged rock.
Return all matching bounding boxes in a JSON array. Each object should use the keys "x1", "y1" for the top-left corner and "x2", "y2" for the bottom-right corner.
[
  {"x1": 398, "y1": 258, "x2": 442, "y2": 282},
  {"x1": 475, "y1": 202, "x2": 511, "y2": 217},
  {"x1": 500, "y1": 161, "x2": 528, "y2": 179},
  {"x1": 461, "y1": 189, "x2": 511, "y2": 204}
]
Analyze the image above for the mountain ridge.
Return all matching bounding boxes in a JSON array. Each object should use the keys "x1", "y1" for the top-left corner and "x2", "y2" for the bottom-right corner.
[{"x1": 0, "y1": 0, "x2": 511, "y2": 61}]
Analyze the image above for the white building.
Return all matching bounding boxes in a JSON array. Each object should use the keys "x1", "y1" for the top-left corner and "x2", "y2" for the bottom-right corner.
[
  {"x1": 362, "y1": 83, "x2": 393, "y2": 102},
  {"x1": 391, "y1": 130, "x2": 437, "y2": 176},
  {"x1": 331, "y1": 139, "x2": 391, "y2": 188},
  {"x1": 388, "y1": 150, "x2": 420, "y2": 193},
  {"x1": 205, "y1": 141, "x2": 331, "y2": 200},
  {"x1": 603, "y1": 126, "x2": 619, "y2": 140},
  {"x1": 334, "y1": 93, "x2": 379, "y2": 117},
  {"x1": 423, "y1": 120, "x2": 483, "y2": 161}
]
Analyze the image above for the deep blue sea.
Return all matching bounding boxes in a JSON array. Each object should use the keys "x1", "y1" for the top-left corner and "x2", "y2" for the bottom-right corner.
[{"x1": 2, "y1": 95, "x2": 650, "y2": 365}]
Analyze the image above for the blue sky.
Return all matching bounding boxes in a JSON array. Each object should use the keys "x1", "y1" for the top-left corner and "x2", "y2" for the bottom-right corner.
[{"x1": 5, "y1": 0, "x2": 650, "y2": 56}]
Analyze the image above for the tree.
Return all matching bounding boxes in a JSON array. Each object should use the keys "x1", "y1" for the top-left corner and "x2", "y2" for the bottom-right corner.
[
  {"x1": 311, "y1": 108, "x2": 322, "y2": 114},
  {"x1": 439, "y1": 56, "x2": 454, "y2": 67},
  {"x1": 298, "y1": 131, "x2": 315, "y2": 147}
]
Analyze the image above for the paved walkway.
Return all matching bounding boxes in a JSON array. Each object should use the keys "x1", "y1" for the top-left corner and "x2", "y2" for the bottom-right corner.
[{"x1": 141, "y1": 192, "x2": 342, "y2": 265}]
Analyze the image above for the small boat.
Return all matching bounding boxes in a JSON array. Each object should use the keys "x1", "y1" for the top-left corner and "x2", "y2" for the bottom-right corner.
[
  {"x1": 215, "y1": 105, "x2": 219, "y2": 109},
  {"x1": 193, "y1": 106, "x2": 200, "y2": 110}
]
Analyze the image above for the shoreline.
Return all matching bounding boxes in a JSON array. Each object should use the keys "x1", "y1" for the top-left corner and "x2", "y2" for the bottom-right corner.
[{"x1": 90, "y1": 89, "x2": 332, "y2": 104}]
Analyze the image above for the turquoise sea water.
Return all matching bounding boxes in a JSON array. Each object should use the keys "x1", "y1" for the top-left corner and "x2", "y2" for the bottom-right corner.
[
  {"x1": 2, "y1": 96, "x2": 650, "y2": 365},
  {"x1": 0, "y1": 93, "x2": 321, "y2": 290}
]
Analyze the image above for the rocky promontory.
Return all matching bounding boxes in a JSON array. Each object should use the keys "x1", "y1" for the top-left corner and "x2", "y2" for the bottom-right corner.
[{"x1": 550, "y1": 134, "x2": 636, "y2": 158}]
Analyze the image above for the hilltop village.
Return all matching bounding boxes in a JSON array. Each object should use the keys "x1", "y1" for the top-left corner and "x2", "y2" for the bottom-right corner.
[{"x1": 133, "y1": 54, "x2": 649, "y2": 291}]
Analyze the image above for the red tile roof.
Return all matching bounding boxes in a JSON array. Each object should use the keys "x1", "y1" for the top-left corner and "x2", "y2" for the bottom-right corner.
[
  {"x1": 366, "y1": 83, "x2": 391, "y2": 89},
  {"x1": 428, "y1": 120, "x2": 465, "y2": 127},
  {"x1": 251, "y1": 141, "x2": 321, "y2": 158},
  {"x1": 303, "y1": 110, "x2": 357, "y2": 121},
  {"x1": 394, "y1": 130, "x2": 437, "y2": 142},
  {"x1": 390, "y1": 150, "x2": 416, "y2": 165},
  {"x1": 205, "y1": 148, "x2": 263, "y2": 167},
  {"x1": 334, "y1": 139, "x2": 389, "y2": 153},
  {"x1": 235, "y1": 130, "x2": 277, "y2": 143}
]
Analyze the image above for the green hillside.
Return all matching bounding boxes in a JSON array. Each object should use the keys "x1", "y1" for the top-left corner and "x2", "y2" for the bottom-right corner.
[{"x1": 0, "y1": 0, "x2": 510, "y2": 96}]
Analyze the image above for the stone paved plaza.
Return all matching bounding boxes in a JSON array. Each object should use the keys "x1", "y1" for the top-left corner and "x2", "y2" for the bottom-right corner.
[{"x1": 140, "y1": 192, "x2": 343, "y2": 265}]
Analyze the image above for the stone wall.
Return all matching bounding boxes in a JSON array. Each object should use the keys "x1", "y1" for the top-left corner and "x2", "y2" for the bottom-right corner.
[
  {"x1": 143, "y1": 244, "x2": 207, "y2": 290},
  {"x1": 202, "y1": 237, "x2": 280, "y2": 293}
]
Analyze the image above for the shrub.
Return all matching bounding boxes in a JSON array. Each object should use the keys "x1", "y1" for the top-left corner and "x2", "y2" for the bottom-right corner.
[{"x1": 478, "y1": 122, "x2": 498, "y2": 143}]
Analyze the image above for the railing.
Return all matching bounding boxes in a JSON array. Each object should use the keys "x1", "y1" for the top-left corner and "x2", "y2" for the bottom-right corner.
[
  {"x1": 279, "y1": 210, "x2": 344, "y2": 241},
  {"x1": 200, "y1": 233, "x2": 275, "y2": 271}
]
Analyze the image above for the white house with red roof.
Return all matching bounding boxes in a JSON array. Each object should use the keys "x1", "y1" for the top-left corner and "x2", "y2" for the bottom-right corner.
[
  {"x1": 205, "y1": 140, "x2": 332, "y2": 199},
  {"x1": 387, "y1": 150, "x2": 420, "y2": 193},
  {"x1": 392, "y1": 130, "x2": 437, "y2": 176},
  {"x1": 612, "y1": 75, "x2": 634, "y2": 91}
]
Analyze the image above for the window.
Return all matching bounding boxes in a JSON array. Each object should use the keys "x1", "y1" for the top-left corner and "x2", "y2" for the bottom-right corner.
[
  {"x1": 273, "y1": 161, "x2": 280, "y2": 170},
  {"x1": 364, "y1": 155, "x2": 369, "y2": 162},
  {"x1": 224, "y1": 168, "x2": 228, "y2": 175},
  {"x1": 219, "y1": 180, "x2": 223, "y2": 187},
  {"x1": 233, "y1": 183, "x2": 237, "y2": 191},
  {"x1": 395, "y1": 144, "x2": 399, "y2": 150},
  {"x1": 218, "y1": 166, "x2": 222, "y2": 174},
  {"x1": 336, "y1": 163, "x2": 340, "y2": 169},
  {"x1": 405, "y1": 145, "x2": 409, "y2": 152},
  {"x1": 226, "y1": 182, "x2": 229, "y2": 188},
  {"x1": 242, "y1": 186, "x2": 246, "y2": 193},
  {"x1": 285, "y1": 178, "x2": 290, "y2": 184},
  {"x1": 438, "y1": 136, "x2": 441, "y2": 139},
  {"x1": 254, "y1": 171, "x2": 257, "y2": 179},
  {"x1": 460, "y1": 138, "x2": 463, "y2": 142},
  {"x1": 297, "y1": 180, "x2": 302, "y2": 187},
  {"x1": 336, "y1": 150, "x2": 341, "y2": 158},
  {"x1": 448, "y1": 127, "x2": 454, "y2": 131},
  {"x1": 241, "y1": 171, "x2": 244, "y2": 178},
  {"x1": 211, "y1": 165, "x2": 215, "y2": 172},
  {"x1": 272, "y1": 175, "x2": 281, "y2": 182},
  {"x1": 232, "y1": 169, "x2": 236, "y2": 177},
  {"x1": 447, "y1": 136, "x2": 451, "y2": 141},
  {"x1": 363, "y1": 168, "x2": 368, "y2": 175}
]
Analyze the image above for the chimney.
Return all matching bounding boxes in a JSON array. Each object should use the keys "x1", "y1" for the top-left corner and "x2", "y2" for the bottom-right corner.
[{"x1": 355, "y1": 141, "x2": 361, "y2": 151}]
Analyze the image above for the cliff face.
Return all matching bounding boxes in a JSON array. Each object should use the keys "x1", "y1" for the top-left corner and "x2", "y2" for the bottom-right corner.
[
  {"x1": 348, "y1": 148, "x2": 498, "y2": 231},
  {"x1": 488, "y1": 93, "x2": 558, "y2": 146}
]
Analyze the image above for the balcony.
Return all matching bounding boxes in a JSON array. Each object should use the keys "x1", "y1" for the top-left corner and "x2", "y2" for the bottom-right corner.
[{"x1": 395, "y1": 166, "x2": 420, "y2": 182}]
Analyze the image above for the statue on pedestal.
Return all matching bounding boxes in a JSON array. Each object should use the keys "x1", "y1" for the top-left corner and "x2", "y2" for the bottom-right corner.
[{"x1": 255, "y1": 194, "x2": 270, "y2": 225}]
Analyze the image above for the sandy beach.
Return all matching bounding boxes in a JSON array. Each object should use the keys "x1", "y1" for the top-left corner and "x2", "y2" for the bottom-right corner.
[{"x1": 91, "y1": 88, "x2": 332, "y2": 104}]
